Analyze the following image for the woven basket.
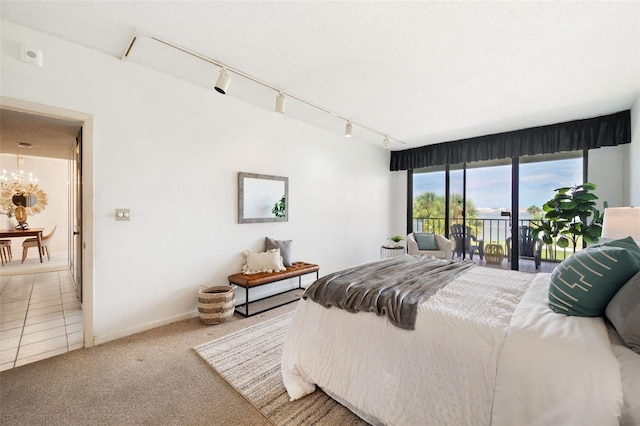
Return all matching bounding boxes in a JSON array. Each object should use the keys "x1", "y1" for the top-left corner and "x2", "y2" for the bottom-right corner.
[
  {"x1": 484, "y1": 244, "x2": 505, "y2": 264},
  {"x1": 198, "y1": 285, "x2": 235, "y2": 325}
]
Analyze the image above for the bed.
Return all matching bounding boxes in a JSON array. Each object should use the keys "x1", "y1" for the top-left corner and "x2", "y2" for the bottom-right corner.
[{"x1": 281, "y1": 253, "x2": 640, "y2": 425}]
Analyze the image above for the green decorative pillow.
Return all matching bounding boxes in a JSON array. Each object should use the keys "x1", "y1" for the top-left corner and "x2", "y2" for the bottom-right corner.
[
  {"x1": 593, "y1": 236, "x2": 640, "y2": 263},
  {"x1": 415, "y1": 233, "x2": 438, "y2": 251},
  {"x1": 549, "y1": 246, "x2": 640, "y2": 317}
]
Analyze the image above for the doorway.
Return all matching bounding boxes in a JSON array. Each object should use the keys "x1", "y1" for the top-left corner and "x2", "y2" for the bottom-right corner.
[{"x1": 0, "y1": 97, "x2": 94, "y2": 366}]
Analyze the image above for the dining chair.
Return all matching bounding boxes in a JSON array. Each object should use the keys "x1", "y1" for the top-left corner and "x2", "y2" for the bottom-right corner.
[
  {"x1": 22, "y1": 225, "x2": 57, "y2": 263},
  {"x1": 0, "y1": 240, "x2": 12, "y2": 265}
]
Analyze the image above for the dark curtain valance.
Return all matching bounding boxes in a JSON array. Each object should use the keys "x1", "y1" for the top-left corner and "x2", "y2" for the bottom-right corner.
[{"x1": 390, "y1": 110, "x2": 631, "y2": 171}]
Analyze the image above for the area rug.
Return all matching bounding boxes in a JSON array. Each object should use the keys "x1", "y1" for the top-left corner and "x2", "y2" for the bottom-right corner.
[{"x1": 194, "y1": 312, "x2": 367, "y2": 425}]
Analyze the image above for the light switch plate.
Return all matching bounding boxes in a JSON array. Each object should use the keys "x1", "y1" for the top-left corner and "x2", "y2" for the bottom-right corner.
[{"x1": 115, "y1": 209, "x2": 130, "y2": 221}]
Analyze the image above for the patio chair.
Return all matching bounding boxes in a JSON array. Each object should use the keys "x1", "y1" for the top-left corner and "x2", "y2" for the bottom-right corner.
[
  {"x1": 506, "y1": 225, "x2": 543, "y2": 269},
  {"x1": 407, "y1": 232, "x2": 453, "y2": 260},
  {"x1": 450, "y1": 224, "x2": 484, "y2": 260}
]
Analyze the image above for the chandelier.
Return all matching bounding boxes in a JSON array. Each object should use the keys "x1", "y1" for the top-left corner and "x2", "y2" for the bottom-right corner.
[
  {"x1": 1, "y1": 168, "x2": 39, "y2": 195},
  {"x1": 0, "y1": 155, "x2": 48, "y2": 216}
]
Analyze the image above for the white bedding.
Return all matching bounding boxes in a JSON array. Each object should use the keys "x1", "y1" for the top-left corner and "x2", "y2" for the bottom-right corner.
[
  {"x1": 281, "y1": 268, "x2": 624, "y2": 425},
  {"x1": 608, "y1": 323, "x2": 640, "y2": 426}
]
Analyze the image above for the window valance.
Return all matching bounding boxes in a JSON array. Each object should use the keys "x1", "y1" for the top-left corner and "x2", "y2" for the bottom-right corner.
[{"x1": 390, "y1": 110, "x2": 631, "y2": 171}]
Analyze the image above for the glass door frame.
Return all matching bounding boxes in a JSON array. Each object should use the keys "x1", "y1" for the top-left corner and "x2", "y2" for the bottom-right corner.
[{"x1": 408, "y1": 151, "x2": 587, "y2": 270}]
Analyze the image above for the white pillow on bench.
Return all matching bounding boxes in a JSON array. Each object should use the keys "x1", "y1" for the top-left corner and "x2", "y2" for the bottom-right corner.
[{"x1": 242, "y1": 248, "x2": 286, "y2": 274}]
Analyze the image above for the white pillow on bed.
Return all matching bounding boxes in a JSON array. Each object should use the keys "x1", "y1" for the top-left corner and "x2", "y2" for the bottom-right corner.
[{"x1": 242, "y1": 249, "x2": 285, "y2": 274}]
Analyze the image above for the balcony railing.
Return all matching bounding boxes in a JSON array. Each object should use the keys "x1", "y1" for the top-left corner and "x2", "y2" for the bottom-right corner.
[{"x1": 413, "y1": 217, "x2": 575, "y2": 262}]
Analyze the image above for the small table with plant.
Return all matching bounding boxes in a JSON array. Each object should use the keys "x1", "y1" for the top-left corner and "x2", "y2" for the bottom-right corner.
[{"x1": 382, "y1": 235, "x2": 406, "y2": 258}]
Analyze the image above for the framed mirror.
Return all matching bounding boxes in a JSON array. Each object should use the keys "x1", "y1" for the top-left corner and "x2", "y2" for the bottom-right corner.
[
  {"x1": 238, "y1": 172, "x2": 288, "y2": 223},
  {"x1": 1, "y1": 188, "x2": 48, "y2": 217}
]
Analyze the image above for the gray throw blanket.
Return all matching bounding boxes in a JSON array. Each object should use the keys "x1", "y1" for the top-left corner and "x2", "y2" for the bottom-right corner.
[{"x1": 303, "y1": 255, "x2": 475, "y2": 330}]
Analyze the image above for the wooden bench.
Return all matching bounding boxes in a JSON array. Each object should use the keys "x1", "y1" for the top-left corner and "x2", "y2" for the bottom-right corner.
[{"x1": 228, "y1": 261, "x2": 319, "y2": 317}]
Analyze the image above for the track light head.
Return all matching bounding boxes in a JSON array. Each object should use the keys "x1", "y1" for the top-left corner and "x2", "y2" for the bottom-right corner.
[
  {"x1": 214, "y1": 68, "x2": 230, "y2": 94},
  {"x1": 345, "y1": 121, "x2": 352, "y2": 138},
  {"x1": 275, "y1": 92, "x2": 286, "y2": 114},
  {"x1": 383, "y1": 136, "x2": 390, "y2": 150}
]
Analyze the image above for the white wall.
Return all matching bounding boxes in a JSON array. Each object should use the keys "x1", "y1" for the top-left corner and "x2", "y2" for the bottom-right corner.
[
  {"x1": 629, "y1": 97, "x2": 640, "y2": 206},
  {"x1": 1, "y1": 21, "x2": 393, "y2": 343},
  {"x1": 589, "y1": 145, "x2": 626, "y2": 210},
  {"x1": 592, "y1": 100, "x2": 640, "y2": 208},
  {"x1": 0, "y1": 154, "x2": 69, "y2": 251},
  {"x1": 390, "y1": 170, "x2": 408, "y2": 238}
]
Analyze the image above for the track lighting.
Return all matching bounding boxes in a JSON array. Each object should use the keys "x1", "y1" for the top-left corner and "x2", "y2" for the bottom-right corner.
[
  {"x1": 214, "y1": 68, "x2": 230, "y2": 94},
  {"x1": 275, "y1": 92, "x2": 286, "y2": 114},
  {"x1": 126, "y1": 31, "x2": 407, "y2": 144},
  {"x1": 345, "y1": 121, "x2": 352, "y2": 138},
  {"x1": 383, "y1": 136, "x2": 390, "y2": 150}
]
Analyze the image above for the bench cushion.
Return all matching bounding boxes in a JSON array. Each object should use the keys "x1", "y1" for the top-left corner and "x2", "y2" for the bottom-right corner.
[{"x1": 229, "y1": 262, "x2": 319, "y2": 288}]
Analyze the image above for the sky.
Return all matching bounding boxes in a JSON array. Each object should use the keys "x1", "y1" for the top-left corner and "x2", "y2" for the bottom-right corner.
[{"x1": 413, "y1": 158, "x2": 584, "y2": 211}]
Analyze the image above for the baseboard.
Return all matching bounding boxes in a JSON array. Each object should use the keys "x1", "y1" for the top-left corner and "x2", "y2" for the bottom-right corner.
[
  {"x1": 93, "y1": 310, "x2": 198, "y2": 345},
  {"x1": 93, "y1": 279, "x2": 316, "y2": 345}
]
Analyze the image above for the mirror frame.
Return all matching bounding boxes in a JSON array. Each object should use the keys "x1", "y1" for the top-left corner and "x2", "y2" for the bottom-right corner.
[
  {"x1": 1, "y1": 187, "x2": 48, "y2": 217},
  {"x1": 238, "y1": 172, "x2": 288, "y2": 223}
]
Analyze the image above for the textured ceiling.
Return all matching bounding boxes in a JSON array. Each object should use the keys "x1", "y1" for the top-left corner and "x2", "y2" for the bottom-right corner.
[
  {"x1": 0, "y1": 109, "x2": 81, "y2": 160},
  {"x1": 1, "y1": 1, "x2": 639, "y2": 150}
]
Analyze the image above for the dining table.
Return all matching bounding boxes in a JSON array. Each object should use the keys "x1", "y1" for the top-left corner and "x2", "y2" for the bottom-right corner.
[{"x1": 0, "y1": 228, "x2": 45, "y2": 263}]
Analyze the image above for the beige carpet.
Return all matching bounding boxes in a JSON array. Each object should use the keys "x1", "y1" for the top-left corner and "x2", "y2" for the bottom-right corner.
[
  {"x1": 1, "y1": 305, "x2": 298, "y2": 426},
  {"x1": 194, "y1": 312, "x2": 367, "y2": 426}
]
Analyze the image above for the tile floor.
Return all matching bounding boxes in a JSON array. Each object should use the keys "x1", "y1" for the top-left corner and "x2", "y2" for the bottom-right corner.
[{"x1": 0, "y1": 268, "x2": 82, "y2": 371}]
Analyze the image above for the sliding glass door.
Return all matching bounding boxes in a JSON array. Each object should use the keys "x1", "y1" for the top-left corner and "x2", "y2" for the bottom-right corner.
[
  {"x1": 411, "y1": 152, "x2": 584, "y2": 270},
  {"x1": 465, "y1": 161, "x2": 512, "y2": 261},
  {"x1": 519, "y1": 153, "x2": 583, "y2": 264}
]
